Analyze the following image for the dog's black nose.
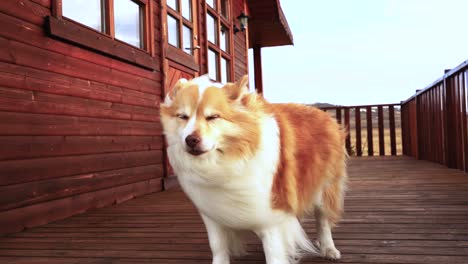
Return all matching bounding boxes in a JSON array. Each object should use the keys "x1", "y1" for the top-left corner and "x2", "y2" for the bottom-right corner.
[{"x1": 185, "y1": 134, "x2": 201, "y2": 148}]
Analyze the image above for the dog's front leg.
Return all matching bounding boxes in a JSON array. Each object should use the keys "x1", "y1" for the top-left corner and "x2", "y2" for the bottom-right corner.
[
  {"x1": 257, "y1": 226, "x2": 288, "y2": 264},
  {"x1": 201, "y1": 214, "x2": 231, "y2": 264}
]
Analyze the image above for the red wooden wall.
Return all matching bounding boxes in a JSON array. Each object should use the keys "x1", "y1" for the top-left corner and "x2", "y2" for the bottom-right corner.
[
  {"x1": 0, "y1": 0, "x2": 165, "y2": 233},
  {"x1": 232, "y1": 0, "x2": 248, "y2": 80},
  {"x1": 0, "y1": 0, "x2": 250, "y2": 234}
]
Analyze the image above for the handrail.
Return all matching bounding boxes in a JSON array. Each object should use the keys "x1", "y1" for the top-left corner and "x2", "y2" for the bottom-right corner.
[
  {"x1": 401, "y1": 60, "x2": 468, "y2": 105},
  {"x1": 320, "y1": 103, "x2": 401, "y2": 110},
  {"x1": 400, "y1": 59, "x2": 468, "y2": 172}
]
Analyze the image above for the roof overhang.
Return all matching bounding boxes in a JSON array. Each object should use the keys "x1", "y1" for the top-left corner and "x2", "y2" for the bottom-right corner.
[{"x1": 246, "y1": 0, "x2": 294, "y2": 48}]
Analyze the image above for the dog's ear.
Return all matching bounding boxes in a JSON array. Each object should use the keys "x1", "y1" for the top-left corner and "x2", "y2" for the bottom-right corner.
[
  {"x1": 163, "y1": 78, "x2": 188, "y2": 105},
  {"x1": 224, "y1": 75, "x2": 249, "y2": 101}
]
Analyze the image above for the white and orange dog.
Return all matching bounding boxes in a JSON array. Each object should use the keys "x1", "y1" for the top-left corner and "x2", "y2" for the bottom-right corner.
[{"x1": 160, "y1": 75, "x2": 347, "y2": 264}]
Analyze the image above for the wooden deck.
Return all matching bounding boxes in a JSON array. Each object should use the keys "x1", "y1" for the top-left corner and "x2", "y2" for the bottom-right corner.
[{"x1": 1, "y1": 156, "x2": 468, "y2": 264}]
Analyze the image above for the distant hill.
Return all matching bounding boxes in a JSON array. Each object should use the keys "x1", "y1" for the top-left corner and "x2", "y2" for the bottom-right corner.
[{"x1": 310, "y1": 102, "x2": 339, "y2": 108}]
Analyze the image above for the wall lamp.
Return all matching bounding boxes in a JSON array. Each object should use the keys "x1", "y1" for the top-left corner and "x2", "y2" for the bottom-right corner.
[{"x1": 234, "y1": 12, "x2": 249, "y2": 34}]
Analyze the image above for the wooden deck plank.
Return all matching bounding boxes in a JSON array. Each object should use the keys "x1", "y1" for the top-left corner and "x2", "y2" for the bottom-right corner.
[{"x1": 1, "y1": 156, "x2": 468, "y2": 263}]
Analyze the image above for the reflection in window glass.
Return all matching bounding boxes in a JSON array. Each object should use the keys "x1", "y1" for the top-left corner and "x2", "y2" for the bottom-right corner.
[
  {"x1": 63, "y1": 0, "x2": 103, "y2": 31},
  {"x1": 221, "y1": 0, "x2": 228, "y2": 18},
  {"x1": 206, "y1": 0, "x2": 215, "y2": 9},
  {"x1": 208, "y1": 49, "x2": 218, "y2": 81},
  {"x1": 167, "y1": 15, "x2": 179, "y2": 47},
  {"x1": 221, "y1": 57, "x2": 229, "y2": 84},
  {"x1": 207, "y1": 14, "x2": 217, "y2": 44},
  {"x1": 220, "y1": 26, "x2": 229, "y2": 52},
  {"x1": 181, "y1": 0, "x2": 192, "y2": 21},
  {"x1": 167, "y1": 0, "x2": 178, "y2": 11},
  {"x1": 114, "y1": 0, "x2": 141, "y2": 48},
  {"x1": 183, "y1": 25, "x2": 192, "y2": 54}
]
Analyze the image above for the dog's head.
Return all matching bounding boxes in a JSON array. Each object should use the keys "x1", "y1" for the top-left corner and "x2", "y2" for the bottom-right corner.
[{"x1": 160, "y1": 75, "x2": 262, "y2": 159}]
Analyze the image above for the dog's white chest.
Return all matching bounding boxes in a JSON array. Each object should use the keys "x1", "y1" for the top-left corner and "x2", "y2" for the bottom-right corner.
[{"x1": 178, "y1": 176, "x2": 283, "y2": 229}]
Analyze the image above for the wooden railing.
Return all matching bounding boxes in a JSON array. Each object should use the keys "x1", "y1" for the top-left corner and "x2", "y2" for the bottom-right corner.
[
  {"x1": 320, "y1": 104, "x2": 401, "y2": 157},
  {"x1": 401, "y1": 60, "x2": 468, "y2": 172}
]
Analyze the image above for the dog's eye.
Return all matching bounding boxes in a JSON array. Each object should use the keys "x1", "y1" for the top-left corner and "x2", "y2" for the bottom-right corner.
[
  {"x1": 206, "y1": 114, "x2": 220, "y2": 121},
  {"x1": 176, "y1": 114, "x2": 189, "y2": 120}
]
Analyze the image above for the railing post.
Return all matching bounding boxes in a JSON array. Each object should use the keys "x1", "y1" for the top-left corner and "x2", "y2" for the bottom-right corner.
[
  {"x1": 355, "y1": 107, "x2": 362, "y2": 156},
  {"x1": 401, "y1": 102, "x2": 407, "y2": 155},
  {"x1": 336, "y1": 108, "x2": 342, "y2": 125},
  {"x1": 389, "y1": 105, "x2": 397, "y2": 156},
  {"x1": 462, "y1": 71, "x2": 468, "y2": 173},
  {"x1": 416, "y1": 91, "x2": 421, "y2": 160},
  {"x1": 444, "y1": 72, "x2": 454, "y2": 168},
  {"x1": 366, "y1": 106, "x2": 374, "y2": 156},
  {"x1": 344, "y1": 107, "x2": 352, "y2": 155},
  {"x1": 377, "y1": 105, "x2": 385, "y2": 156}
]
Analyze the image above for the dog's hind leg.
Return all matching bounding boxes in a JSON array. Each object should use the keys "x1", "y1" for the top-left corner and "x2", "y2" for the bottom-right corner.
[
  {"x1": 314, "y1": 170, "x2": 346, "y2": 260},
  {"x1": 314, "y1": 205, "x2": 341, "y2": 259},
  {"x1": 257, "y1": 215, "x2": 316, "y2": 264}
]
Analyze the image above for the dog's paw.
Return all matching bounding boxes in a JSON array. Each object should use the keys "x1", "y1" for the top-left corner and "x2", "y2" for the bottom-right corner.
[{"x1": 321, "y1": 247, "x2": 341, "y2": 260}]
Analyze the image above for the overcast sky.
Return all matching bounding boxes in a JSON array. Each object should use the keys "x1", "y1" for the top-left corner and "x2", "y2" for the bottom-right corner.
[{"x1": 248, "y1": 0, "x2": 468, "y2": 106}]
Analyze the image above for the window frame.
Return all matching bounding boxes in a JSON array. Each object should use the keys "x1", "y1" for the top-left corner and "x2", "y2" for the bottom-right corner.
[
  {"x1": 48, "y1": 0, "x2": 156, "y2": 70},
  {"x1": 163, "y1": 0, "x2": 200, "y2": 72},
  {"x1": 205, "y1": 0, "x2": 233, "y2": 83}
]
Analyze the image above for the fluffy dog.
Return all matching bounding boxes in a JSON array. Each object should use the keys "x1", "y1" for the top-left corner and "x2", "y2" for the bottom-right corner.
[{"x1": 160, "y1": 75, "x2": 347, "y2": 264}]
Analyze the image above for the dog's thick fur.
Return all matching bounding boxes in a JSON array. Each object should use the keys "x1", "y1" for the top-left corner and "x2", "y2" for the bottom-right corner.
[{"x1": 160, "y1": 75, "x2": 347, "y2": 264}]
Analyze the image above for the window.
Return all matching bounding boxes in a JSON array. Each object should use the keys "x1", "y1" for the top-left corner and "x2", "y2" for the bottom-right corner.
[
  {"x1": 61, "y1": 0, "x2": 145, "y2": 48},
  {"x1": 166, "y1": 0, "x2": 194, "y2": 55},
  {"x1": 206, "y1": 0, "x2": 232, "y2": 83},
  {"x1": 62, "y1": 0, "x2": 103, "y2": 31},
  {"x1": 48, "y1": 0, "x2": 155, "y2": 69}
]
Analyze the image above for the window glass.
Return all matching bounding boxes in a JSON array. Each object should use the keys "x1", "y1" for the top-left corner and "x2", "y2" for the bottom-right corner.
[
  {"x1": 62, "y1": 0, "x2": 103, "y2": 31},
  {"x1": 221, "y1": 57, "x2": 229, "y2": 84},
  {"x1": 167, "y1": 0, "x2": 178, "y2": 11},
  {"x1": 220, "y1": 26, "x2": 229, "y2": 52},
  {"x1": 221, "y1": 0, "x2": 228, "y2": 18},
  {"x1": 183, "y1": 25, "x2": 192, "y2": 54},
  {"x1": 114, "y1": 0, "x2": 141, "y2": 48},
  {"x1": 206, "y1": 0, "x2": 215, "y2": 9},
  {"x1": 207, "y1": 14, "x2": 217, "y2": 44},
  {"x1": 167, "y1": 15, "x2": 179, "y2": 47},
  {"x1": 181, "y1": 0, "x2": 192, "y2": 21},
  {"x1": 208, "y1": 49, "x2": 218, "y2": 80}
]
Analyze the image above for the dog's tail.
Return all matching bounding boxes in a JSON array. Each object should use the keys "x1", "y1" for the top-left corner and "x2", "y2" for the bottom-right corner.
[{"x1": 281, "y1": 216, "x2": 318, "y2": 263}]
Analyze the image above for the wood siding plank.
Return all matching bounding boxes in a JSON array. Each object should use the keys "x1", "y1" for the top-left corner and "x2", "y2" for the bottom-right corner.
[
  {"x1": 0, "y1": 0, "x2": 50, "y2": 26},
  {"x1": 0, "y1": 150, "x2": 163, "y2": 186},
  {"x1": 0, "y1": 111, "x2": 162, "y2": 136},
  {"x1": 0, "y1": 164, "x2": 163, "y2": 211},
  {"x1": 1, "y1": 38, "x2": 160, "y2": 96},
  {"x1": 0, "y1": 135, "x2": 163, "y2": 161},
  {"x1": 0, "y1": 179, "x2": 162, "y2": 234}
]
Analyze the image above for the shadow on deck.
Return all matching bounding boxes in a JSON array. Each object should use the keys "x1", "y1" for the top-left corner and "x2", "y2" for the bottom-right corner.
[{"x1": 0, "y1": 156, "x2": 467, "y2": 264}]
